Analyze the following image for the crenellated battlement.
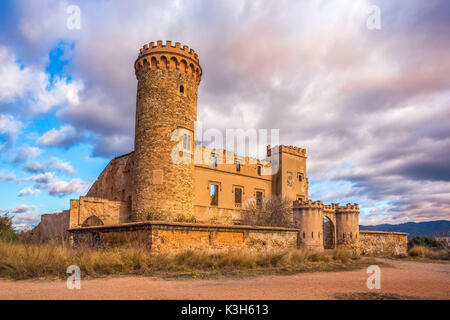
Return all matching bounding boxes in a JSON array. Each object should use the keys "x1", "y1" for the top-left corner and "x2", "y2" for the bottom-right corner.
[
  {"x1": 293, "y1": 199, "x2": 359, "y2": 213},
  {"x1": 335, "y1": 203, "x2": 359, "y2": 213},
  {"x1": 134, "y1": 40, "x2": 202, "y2": 83},
  {"x1": 267, "y1": 144, "x2": 306, "y2": 158}
]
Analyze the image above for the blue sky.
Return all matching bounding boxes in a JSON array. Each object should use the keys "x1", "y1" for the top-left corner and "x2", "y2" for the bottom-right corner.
[{"x1": 1, "y1": 0, "x2": 449, "y2": 229}]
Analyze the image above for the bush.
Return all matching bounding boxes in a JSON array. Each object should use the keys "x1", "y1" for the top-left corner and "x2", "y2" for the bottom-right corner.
[
  {"x1": 408, "y1": 245, "x2": 448, "y2": 260},
  {"x1": 408, "y1": 236, "x2": 446, "y2": 250},
  {"x1": 240, "y1": 196, "x2": 293, "y2": 228},
  {"x1": 0, "y1": 214, "x2": 19, "y2": 242}
]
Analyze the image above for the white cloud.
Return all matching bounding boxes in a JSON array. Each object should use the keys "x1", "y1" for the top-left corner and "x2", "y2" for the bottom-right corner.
[
  {"x1": 37, "y1": 125, "x2": 83, "y2": 147},
  {"x1": 17, "y1": 187, "x2": 41, "y2": 197},
  {"x1": 30, "y1": 172, "x2": 89, "y2": 196},
  {"x1": 47, "y1": 157, "x2": 76, "y2": 175},
  {"x1": 0, "y1": 114, "x2": 23, "y2": 150},
  {"x1": 12, "y1": 212, "x2": 43, "y2": 231},
  {"x1": 0, "y1": 45, "x2": 82, "y2": 114},
  {"x1": 12, "y1": 204, "x2": 36, "y2": 213},
  {"x1": 24, "y1": 161, "x2": 45, "y2": 173},
  {"x1": 0, "y1": 47, "x2": 33, "y2": 103},
  {"x1": 13, "y1": 145, "x2": 42, "y2": 163}
]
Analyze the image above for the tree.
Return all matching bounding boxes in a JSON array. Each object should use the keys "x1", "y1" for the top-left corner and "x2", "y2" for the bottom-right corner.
[
  {"x1": 240, "y1": 196, "x2": 293, "y2": 228},
  {"x1": 0, "y1": 214, "x2": 18, "y2": 242}
]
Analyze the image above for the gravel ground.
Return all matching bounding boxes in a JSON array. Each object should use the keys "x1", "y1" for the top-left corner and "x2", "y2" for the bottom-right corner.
[{"x1": 0, "y1": 258, "x2": 448, "y2": 300}]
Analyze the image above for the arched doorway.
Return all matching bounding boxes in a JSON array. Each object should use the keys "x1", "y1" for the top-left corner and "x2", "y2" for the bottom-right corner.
[
  {"x1": 82, "y1": 215, "x2": 104, "y2": 227},
  {"x1": 323, "y1": 216, "x2": 335, "y2": 249}
]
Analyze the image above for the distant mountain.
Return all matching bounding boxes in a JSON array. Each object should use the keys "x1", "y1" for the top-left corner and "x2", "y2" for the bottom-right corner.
[{"x1": 360, "y1": 220, "x2": 450, "y2": 238}]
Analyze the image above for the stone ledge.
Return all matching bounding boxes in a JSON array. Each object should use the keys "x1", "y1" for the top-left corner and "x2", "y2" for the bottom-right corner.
[{"x1": 360, "y1": 230, "x2": 409, "y2": 236}]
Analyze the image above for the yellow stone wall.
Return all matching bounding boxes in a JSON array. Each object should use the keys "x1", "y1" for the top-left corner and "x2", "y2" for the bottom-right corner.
[
  {"x1": 69, "y1": 196, "x2": 129, "y2": 228},
  {"x1": 69, "y1": 221, "x2": 299, "y2": 252}
]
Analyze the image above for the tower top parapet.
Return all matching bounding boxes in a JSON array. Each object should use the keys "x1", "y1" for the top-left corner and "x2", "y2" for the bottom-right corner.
[
  {"x1": 267, "y1": 145, "x2": 306, "y2": 158},
  {"x1": 134, "y1": 40, "x2": 202, "y2": 83}
]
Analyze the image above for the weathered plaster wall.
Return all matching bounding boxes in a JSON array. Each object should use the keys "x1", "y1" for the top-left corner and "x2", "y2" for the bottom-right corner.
[
  {"x1": 359, "y1": 230, "x2": 408, "y2": 256},
  {"x1": 69, "y1": 221, "x2": 298, "y2": 251}
]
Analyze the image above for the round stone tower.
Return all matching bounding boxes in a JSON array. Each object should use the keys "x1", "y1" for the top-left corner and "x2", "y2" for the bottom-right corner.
[
  {"x1": 335, "y1": 204, "x2": 359, "y2": 248},
  {"x1": 132, "y1": 40, "x2": 202, "y2": 221}
]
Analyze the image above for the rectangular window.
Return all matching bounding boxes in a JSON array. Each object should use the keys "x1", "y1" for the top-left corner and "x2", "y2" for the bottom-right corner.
[
  {"x1": 298, "y1": 173, "x2": 303, "y2": 182},
  {"x1": 257, "y1": 166, "x2": 262, "y2": 176},
  {"x1": 183, "y1": 133, "x2": 191, "y2": 151},
  {"x1": 212, "y1": 155, "x2": 217, "y2": 168},
  {"x1": 256, "y1": 191, "x2": 263, "y2": 209},
  {"x1": 234, "y1": 187, "x2": 242, "y2": 207},
  {"x1": 236, "y1": 160, "x2": 241, "y2": 172},
  {"x1": 210, "y1": 184, "x2": 219, "y2": 206}
]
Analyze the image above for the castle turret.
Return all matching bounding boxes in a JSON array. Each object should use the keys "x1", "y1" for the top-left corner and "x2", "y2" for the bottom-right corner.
[
  {"x1": 335, "y1": 203, "x2": 359, "y2": 248},
  {"x1": 132, "y1": 40, "x2": 202, "y2": 221}
]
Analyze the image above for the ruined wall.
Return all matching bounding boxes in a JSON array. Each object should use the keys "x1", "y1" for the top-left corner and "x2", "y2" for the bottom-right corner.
[
  {"x1": 359, "y1": 230, "x2": 408, "y2": 256},
  {"x1": 86, "y1": 152, "x2": 134, "y2": 203},
  {"x1": 69, "y1": 221, "x2": 298, "y2": 251},
  {"x1": 69, "y1": 196, "x2": 130, "y2": 228},
  {"x1": 31, "y1": 210, "x2": 70, "y2": 243}
]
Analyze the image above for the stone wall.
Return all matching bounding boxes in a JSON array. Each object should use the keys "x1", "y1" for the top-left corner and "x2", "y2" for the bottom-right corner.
[
  {"x1": 132, "y1": 41, "x2": 201, "y2": 222},
  {"x1": 86, "y1": 152, "x2": 133, "y2": 203},
  {"x1": 68, "y1": 221, "x2": 298, "y2": 251},
  {"x1": 31, "y1": 210, "x2": 70, "y2": 243},
  {"x1": 69, "y1": 196, "x2": 130, "y2": 228},
  {"x1": 359, "y1": 230, "x2": 408, "y2": 256}
]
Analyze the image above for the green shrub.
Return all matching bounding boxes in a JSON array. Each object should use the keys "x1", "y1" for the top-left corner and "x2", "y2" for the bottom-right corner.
[
  {"x1": 408, "y1": 236, "x2": 446, "y2": 250},
  {"x1": 0, "y1": 214, "x2": 19, "y2": 242}
]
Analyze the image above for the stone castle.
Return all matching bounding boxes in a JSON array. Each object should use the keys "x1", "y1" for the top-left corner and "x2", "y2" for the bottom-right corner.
[{"x1": 34, "y1": 41, "x2": 408, "y2": 255}]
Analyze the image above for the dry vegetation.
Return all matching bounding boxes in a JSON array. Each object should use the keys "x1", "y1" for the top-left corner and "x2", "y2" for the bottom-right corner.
[
  {"x1": 240, "y1": 196, "x2": 293, "y2": 228},
  {"x1": 408, "y1": 245, "x2": 449, "y2": 260},
  {"x1": 0, "y1": 240, "x2": 371, "y2": 280}
]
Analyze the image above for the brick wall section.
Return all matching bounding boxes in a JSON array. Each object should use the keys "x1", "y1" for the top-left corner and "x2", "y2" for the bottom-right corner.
[
  {"x1": 359, "y1": 230, "x2": 408, "y2": 256},
  {"x1": 68, "y1": 221, "x2": 298, "y2": 251}
]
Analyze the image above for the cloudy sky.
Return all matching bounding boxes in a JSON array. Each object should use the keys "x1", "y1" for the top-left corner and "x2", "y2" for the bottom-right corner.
[{"x1": 0, "y1": 0, "x2": 449, "y2": 229}]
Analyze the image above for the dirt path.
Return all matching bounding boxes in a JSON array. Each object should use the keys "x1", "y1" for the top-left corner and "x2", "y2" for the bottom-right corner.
[{"x1": 0, "y1": 259, "x2": 448, "y2": 300}]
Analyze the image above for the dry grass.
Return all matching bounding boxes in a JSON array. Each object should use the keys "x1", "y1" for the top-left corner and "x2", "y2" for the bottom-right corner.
[
  {"x1": 408, "y1": 245, "x2": 449, "y2": 260},
  {"x1": 0, "y1": 241, "x2": 371, "y2": 280}
]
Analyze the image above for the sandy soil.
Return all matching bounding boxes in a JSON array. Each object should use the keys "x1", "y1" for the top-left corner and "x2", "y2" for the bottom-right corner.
[{"x1": 0, "y1": 259, "x2": 448, "y2": 300}]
